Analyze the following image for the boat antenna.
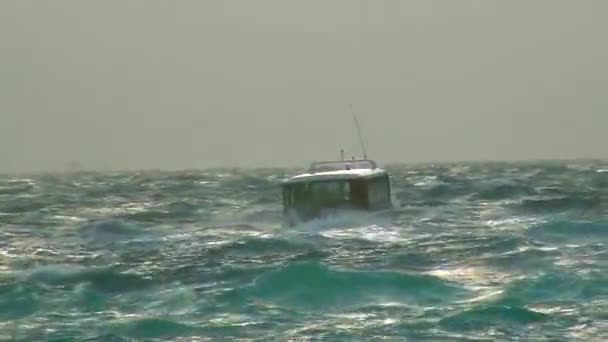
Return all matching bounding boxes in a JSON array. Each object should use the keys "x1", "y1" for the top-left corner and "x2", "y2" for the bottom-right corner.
[{"x1": 349, "y1": 103, "x2": 368, "y2": 159}]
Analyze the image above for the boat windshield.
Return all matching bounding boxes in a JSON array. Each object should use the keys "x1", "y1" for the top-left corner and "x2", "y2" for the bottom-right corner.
[{"x1": 284, "y1": 180, "x2": 350, "y2": 207}]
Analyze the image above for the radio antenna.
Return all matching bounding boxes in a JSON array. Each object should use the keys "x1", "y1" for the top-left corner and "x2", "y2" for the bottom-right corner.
[{"x1": 349, "y1": 103, "x2": 368, "y2": 159}]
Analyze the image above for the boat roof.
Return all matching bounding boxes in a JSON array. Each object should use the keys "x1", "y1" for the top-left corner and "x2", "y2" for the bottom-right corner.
[{"x1": 282, "y1": 159, "x2": 388, "y2": 184}]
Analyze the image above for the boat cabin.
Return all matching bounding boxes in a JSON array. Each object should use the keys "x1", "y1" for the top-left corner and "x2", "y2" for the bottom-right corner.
[{"x1": 281, "y1": 159, "x2": 392, "y2": 226}]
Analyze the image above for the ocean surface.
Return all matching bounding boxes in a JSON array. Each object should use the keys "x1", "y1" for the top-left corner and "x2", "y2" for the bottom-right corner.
[{"x1": 1, "y1": 161, "x2": 608, "y2": 341}]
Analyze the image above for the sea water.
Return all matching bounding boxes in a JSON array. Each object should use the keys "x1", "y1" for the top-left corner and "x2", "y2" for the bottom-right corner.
[{"x1": 0, "y1": 161, "x2": 607, "y2": 340}]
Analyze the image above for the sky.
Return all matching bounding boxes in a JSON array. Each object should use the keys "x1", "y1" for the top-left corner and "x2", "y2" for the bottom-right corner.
[{"x1": 1, "y1": 1, "x2": 607, "y2": 172}]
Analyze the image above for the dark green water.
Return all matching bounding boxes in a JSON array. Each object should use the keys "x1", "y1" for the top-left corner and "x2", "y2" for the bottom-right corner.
[{"x1": 1, "y1": 161, "x2": 607, "y2": 340}]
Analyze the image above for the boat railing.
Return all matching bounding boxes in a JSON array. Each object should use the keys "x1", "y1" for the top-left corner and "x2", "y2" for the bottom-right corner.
[{"x1": 309, "y1": 159, "x2": 377, "y2": 173}]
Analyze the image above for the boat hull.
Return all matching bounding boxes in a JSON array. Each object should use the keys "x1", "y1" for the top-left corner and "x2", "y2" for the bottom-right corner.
[{"x1": 283, "y1": 206, "x2": 395, "y2": 228}]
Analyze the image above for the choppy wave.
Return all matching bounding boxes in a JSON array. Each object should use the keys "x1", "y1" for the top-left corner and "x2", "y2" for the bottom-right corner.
[{"x1": 0, "y1": 160, "x2": 607, "y2": 340}]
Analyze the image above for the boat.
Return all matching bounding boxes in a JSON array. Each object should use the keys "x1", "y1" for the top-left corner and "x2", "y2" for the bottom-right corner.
[
  {"x1": 280, "y1": 104, "x2": 392, "y2": 226},
  {"x1": 280, "y1": 155, "x2": 392, "y2": 226}
]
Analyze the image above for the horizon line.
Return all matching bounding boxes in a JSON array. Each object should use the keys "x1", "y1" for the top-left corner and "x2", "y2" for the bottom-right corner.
[{"x1": 1, "y1": 157, "x2": 606, "y2": 177}]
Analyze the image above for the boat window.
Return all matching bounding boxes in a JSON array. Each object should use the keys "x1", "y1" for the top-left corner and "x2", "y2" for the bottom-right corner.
[
  {"x1": 349, "y1": 179, "x2": 368, "y2": 208},
  {"x1": 368, "y1": 176, "x2": 389, "y2": 207},
  {"x1": 283, "y1": 180, "x2": 351, "y2": 207},
  {"x1": 284, "y1": 183, "x2": 309, "y2": 206},
  {"x1": 309, "y1": 181, "x2": 350, "y2": 203}
]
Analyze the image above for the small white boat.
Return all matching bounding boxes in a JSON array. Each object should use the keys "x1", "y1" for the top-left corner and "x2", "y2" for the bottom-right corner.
[{"x1": 280, "y1": 156, "x2": 393, "y2": 226}]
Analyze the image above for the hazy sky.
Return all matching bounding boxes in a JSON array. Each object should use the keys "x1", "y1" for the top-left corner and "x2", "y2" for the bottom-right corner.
[{"x1": 1, "y1": 1, "x2": 606, "y2": 172}]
